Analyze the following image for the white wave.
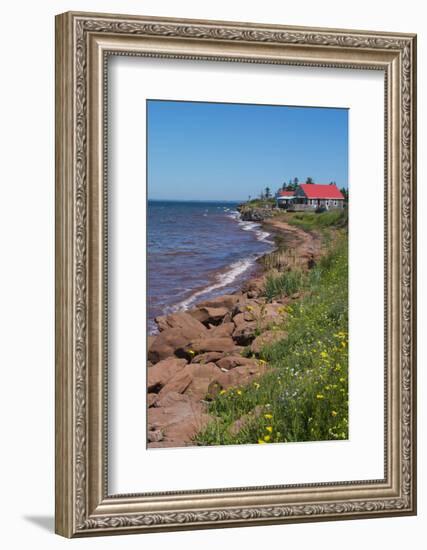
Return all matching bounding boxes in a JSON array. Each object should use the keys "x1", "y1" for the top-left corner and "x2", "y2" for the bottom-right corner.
[
  {"x1": 226, "y1": 212, "x2": 275, "y2": 245},
  {"x1": 167, "y1": 257, "x2": 254, "y2": 313}
]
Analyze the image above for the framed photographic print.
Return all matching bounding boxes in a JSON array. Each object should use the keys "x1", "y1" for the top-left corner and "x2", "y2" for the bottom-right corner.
[{"x1": 55, "y1": 11, "x2": 417, "y2": 537}]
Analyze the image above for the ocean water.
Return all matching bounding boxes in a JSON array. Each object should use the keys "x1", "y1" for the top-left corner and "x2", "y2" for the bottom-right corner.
[{"x1": 148, "y1": 200, "x2": 274, "y2": 333}]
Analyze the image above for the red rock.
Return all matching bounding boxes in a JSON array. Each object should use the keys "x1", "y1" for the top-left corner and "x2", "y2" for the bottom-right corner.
[
  {"x1": 148, "y1": 393, "x2": 159, "y2": 408},
  {"x1": 250, "y1": 330, "x2": 288, "y2": 355},
  {"x1": 207, "y1": 322, "x2": 235, "y2": 338},
  {"x1": 148, "y1": 392, "x2": 212, "y2": 447},
  {"x1": 191, "y1": 351, "x2": 225, "y2": 364},
  {"x1": 219, "y1": 363, "x2": 267, "y2": 389},
  {"x1": 147, "y1": 428, "x2": 164, "y2": 442},
  {"x1": 232, "y1": 313, "x2": 257, "y2": 344},
  {"x1": 228, "y1": 405, "x2": 264, "y2": 436},
  {"x1": 147, "y1": 357, "x2": 187, "y2": 392},
  {"x1": 216, "y1": 355, "x2": 258, "y2": 370},
  {"x1": 185, "y1": 337, "x2": 241, "y2": 355},
  {"x1": 147, "y1": 335, "x2": 156, "y2": 350},
  {"x1": 196, "y1": 294, "x2": 242, "y2": 312},
  {"x1": 188, "y1": 306, "x2": 229, "y2": 326},
  {"x1": 160, "y1": 363, "x2": 223, "y2": 401},
  {"x1": 154, "y1": 311, "x2": 208, "y2": 334},
  {"x1": 148, "y1": 320, "x2": 207, "y2": 363}
]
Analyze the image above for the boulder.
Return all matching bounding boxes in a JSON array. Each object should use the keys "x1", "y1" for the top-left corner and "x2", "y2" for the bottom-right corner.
[
  {"x1": 148, "y1": 392, "x2": 212, "y2": 448},
  {"x1": 191, "y1": 351, "x2": 225, "y2": 364},
  {"x1": 147, "y1": 357, "x2": 188, "y2": 393},
  {"x1": 147, "y1": 335, "x2": 156, "y2": 350},
  {"x1": 147, "y1": 428, "x2": 164, "y2": 442},
  {"x1": 188, "y1": 306, "x2": 229, "y2": 326},
  {"x1": 148, "y1": 320, "x2": 207, "y2": 363},
  {"x1": 219, "y1": 363, "x2": 267, "y2": 389},
  {"x1": 228, "y1": 405, "x2": 264, "y2": 436},
  {"x1": 241, "y1": 277, "x2": 265, "y2": 299},
  {"x1": 154, "y1": 311, "x2": 208, "y2": 334},
  {"x1": 159, "y1": 363, "x2": 223, "y2": 401},
  {"x1": 216, "y1": 355, "x2": 258, "y2": 371},
  {"x1": 232, "y1": 313, "x2": 257, "y2": 345},
  {"x1": 207, "y1": 322, "x2": 235, "y2": 338},
  {"x1": 147, "y1": 393, "x2": 159, "y2": 408},
  {"x1": 185, "y1": 337, "x2": 241, "y2": 355},
  {"x1": 196, "y1": 294, "x2": 242, "y2": 312},
  {"x1": 250, "y1": 330, "x2": 288, "y2": 355}
]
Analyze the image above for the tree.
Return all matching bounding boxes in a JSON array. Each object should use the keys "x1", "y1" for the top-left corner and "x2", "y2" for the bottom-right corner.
[
  {"x1": 259, "y1": 189, "x2": 265, "y2": 200},
  {"x1": 306, "y1": 177, "x2": 314, "y2": 184},
  {"x1": 293, "y1": 177, "x2": 299, "y2": 186},
  {"x1": 265, "y1": 187, "x2": 271, "y2": 198},
  {"x1": 340, "y1": 187, "x2": 349, "y2": 203},
  {"x1": 282, "y1": 181, "x2": 287, "y2": 190}
]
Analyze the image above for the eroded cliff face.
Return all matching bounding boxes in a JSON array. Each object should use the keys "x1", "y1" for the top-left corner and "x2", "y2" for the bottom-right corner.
[{"x1": 237, "y1": 205, "x2": 274, "y2": 222}]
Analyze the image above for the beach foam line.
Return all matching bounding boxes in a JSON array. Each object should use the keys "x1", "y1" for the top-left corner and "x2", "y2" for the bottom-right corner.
[
  {"x1": 227, "y1": 210, "x2": 275, "y2": 245},
  {"x1": 166, "y1": 257, "x2": 255, "y2": 314}
]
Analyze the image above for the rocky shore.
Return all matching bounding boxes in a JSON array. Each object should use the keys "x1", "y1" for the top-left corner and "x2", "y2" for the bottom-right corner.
[{"x1": 147, "y1": 215, "x2": 322, "y2": 448}]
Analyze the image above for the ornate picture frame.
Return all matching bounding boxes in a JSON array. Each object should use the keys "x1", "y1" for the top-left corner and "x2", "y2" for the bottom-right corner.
[{"x1": 55, "y1": 11, "x2": 417, "y2": 537}]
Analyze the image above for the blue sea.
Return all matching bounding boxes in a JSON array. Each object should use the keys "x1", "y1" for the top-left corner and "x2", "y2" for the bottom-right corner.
[{"x1": 148, "y1": 200, "x2": 274, "y2": 333}]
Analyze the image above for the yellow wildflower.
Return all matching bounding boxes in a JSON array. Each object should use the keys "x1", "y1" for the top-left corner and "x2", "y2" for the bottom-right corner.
[
  {"x1": 320, "y1": 351, "x2": 328, "y2": 359},
  {"x1": 219, "y1": 390, "x2": 226, "y2": 395},
  {"x1": 316, "y1": 394, "x2": 325, "y2": 400},
  {"x1": 258, "y1": 439, "x2": 266, "y2": 444},
  {"x1": 331, "y1": 410, "x2": 338, "y2": 417},
  {"x1": 264, "y1": 413, "x2": 273, "y2": 419},
  {"x1": 264, "y1": 435, "x2": 271, "y2": 442},
  {"x1": 266, "y1": 426, "x2": 273, "y2": 433},
  {"x1": 253, "y1": 382, "x2": 260, "y2": 389},
  {"x1": 237, "y1": 390, "x2": 242, "y2": 396},
  {"x1": 246, "y1": 305, "x2": 254, "y2": 311}
]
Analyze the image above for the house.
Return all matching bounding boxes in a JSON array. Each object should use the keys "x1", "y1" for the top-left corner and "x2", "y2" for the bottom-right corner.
[
  {"x1": 275, "y1": 190, "x2": 296, "y2": 208},
  {"x1": 277, "y1": 183, "x2": 345, "y2": 211}
]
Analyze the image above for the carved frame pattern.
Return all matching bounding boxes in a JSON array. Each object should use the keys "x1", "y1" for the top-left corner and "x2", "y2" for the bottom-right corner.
[{"x1": 55, "y1": 11, "x2": 416, "y2": 537}]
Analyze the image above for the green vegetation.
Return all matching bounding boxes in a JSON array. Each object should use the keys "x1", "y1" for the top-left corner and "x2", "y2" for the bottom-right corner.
[
  {"x1": 194, "y1": 233, "x2": 348, "y2": 446},
  {"x1": 284, "y1": 209, "x2": 348, "y2": 231},
  {"x1": 264, "y1": 269, "x2": 305, "y2": 302},
  {"x1": 244, "y1": 197, "x2": 276, "y2": 208}
]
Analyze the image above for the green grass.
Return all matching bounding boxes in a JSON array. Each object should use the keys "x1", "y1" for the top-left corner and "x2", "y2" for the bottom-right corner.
[
  {"x1": 264, "y1": 269, "x2": 306, "y2": 301},
  {"x1": 285, "y1": 209, "x2": 348, "y2": 231},
  {"x1": 244, "y1": 198, "x2": 276, "y2": 208},
  {"x1": 193, "y1": 234, "x2": 348, "y2": 446}
]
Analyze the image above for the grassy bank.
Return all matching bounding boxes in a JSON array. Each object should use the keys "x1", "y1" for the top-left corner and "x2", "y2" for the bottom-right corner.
[{"x1": 194, "y1": 230, "x2": 348, "y2": 446}]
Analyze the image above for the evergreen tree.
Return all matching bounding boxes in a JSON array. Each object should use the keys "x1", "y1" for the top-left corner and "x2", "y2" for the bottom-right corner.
[{"x1": 306, "y1": 177, "x2": 314, "y2": 184}]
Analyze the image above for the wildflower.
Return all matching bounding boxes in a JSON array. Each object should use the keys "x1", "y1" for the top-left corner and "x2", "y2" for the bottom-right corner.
[
  {"x1": 316, "y1": 394, "x2": 325, "y2": 400},
  {"x1": 264, "y1": 413, "x2": 273, "y2": 419},
  {"x1": 258, "y1": 439, "x2": 266, "y2": 444},
  {"x1": 320, "y1": 351, "x2": 328, "y2": 359},
  {"x1": 266, "y1": 426, "x2": 273, "y2": 433},
  {"x1": 264, "y1": 435, "x2": 271, "y2": 442},
  {"x1": 258, "y1": 359, "x2": 266, "y2": 365},
  {"x1": 219, "y1": 390, "x2": 226, "y2": 395},
  {"x1": 339, "y1": 377, "x2": 345, "y2": 383},
  {"x1": 237, "y1": 390, "x2": 242, "y2": 396},
  {"x1": 331, "y1": 410, "x2": 338, "y2": 417},
  {"x1": 246, "y1": 305, "x2": 254, "y2": 311},
  {"x1": 253, "y1": 382, "x2": 260, "y2": 389}
]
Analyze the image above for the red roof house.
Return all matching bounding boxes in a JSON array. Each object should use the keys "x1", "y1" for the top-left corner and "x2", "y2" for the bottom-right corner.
[
  {"x1": 298, "y1": 184, "x2": 344, "y2": 200},
  {"x1": 277, "y1": 183, "x2": 346, "y2": 210}
]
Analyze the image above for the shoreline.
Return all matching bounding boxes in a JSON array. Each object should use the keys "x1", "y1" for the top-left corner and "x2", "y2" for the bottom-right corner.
[{"x1": 147, "y1": 210, "x2": 323, "y2": 448}]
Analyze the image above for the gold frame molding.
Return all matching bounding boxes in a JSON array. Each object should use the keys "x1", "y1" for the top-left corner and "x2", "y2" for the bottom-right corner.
[{"x1": 55, "y1": 11, "x2": 417, "y2": 538}]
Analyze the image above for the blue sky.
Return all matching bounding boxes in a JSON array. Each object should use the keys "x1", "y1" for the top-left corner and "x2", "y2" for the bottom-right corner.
[{"x1": 147, "y1": 100, "x2": 348, "y2": 201}]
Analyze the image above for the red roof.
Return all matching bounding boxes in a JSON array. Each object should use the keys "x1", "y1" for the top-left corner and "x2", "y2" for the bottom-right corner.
[
  {"x1": 277, "y1": 190, "x2": 295, "y2": 197},
  {"x1": 299, "y1": 184, "x2": 344, "y2": 200}
]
